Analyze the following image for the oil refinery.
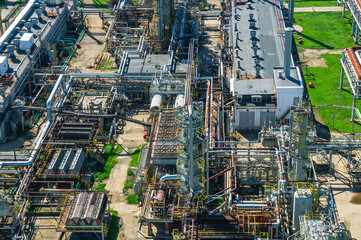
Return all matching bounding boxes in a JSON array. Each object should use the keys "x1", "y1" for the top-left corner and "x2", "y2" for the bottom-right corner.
[{"x1": 0, "y1": 0, "x2": 358, "y2": 239}]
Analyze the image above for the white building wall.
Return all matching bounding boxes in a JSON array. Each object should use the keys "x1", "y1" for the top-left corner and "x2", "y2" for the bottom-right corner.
[
  {"x1": 276, "y1": 86, "x2": 303, "y2": 119},
  {"x1": 0, "y1": 56, "x2": 8, "y2": 75},
  {"x1": 235, "y1": 107, "x2": 276, "y2": 131}
]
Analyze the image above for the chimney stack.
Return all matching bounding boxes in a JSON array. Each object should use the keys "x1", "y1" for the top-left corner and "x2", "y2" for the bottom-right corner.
[{"x1": 284, "y1": 27, "x2": 293, "y2": 78}]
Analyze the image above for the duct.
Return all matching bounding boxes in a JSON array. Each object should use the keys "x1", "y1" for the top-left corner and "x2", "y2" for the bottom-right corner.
[
  {"x1": 284, "y1": 27, "x2": 293, "y2": 78},
  {"x1": 0, "y1": 0, "x2": 38, "y2": 49},
  {"x1": 159, "y1": 174, "x2": 185, "y2": 183},
  {"x1": 232, "y1": 203, "x2": 267, "y2": 208}
]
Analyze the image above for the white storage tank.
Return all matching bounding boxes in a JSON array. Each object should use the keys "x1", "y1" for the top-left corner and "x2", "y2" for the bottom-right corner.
[
  {"x1": 20, "y1": 33, "x2": 34, "y2": 51},
  {"x1": 150, "y1": 94, "x2": 162, "y2": 112},
  {"x1": 174, "y1": 94, "x2": 185, "y2": 109},
  {"x1": 0, "y1": 56, "x2": 8, "y2": 75}
]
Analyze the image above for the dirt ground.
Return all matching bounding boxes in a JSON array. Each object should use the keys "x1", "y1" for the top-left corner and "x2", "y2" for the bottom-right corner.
[
  {"x1": 317, "y1": 154, "x2": 361, "y2": 239},
  {"x1": 103, "y1": 110, "x2": 147, "y2": 239},
  {"x1": 70, "y1": 12, "x2": 115, "y2": 73},
  {"x1": 294, "y1": 6, "x2": 343, "y2": 12},
  {"x1": 298, "y1": 48, "x2": 343, "y2": 67}
]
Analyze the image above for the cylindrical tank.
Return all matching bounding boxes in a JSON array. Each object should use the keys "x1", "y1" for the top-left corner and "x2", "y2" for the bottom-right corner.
[
  {"x1": 25, "y1": 21, "x2": 32, "y2": 31},
  {"x1": 40, "y1": 2, "x2": 47, "y2": 10},
  {"x1": 19, "y1": 29, "x2": 28, "y2": 36},
  {"x1": 36, "y1": 8, "x2": 43, "y2": 18},
  {"x1": 174, "y1": 94, "x2": 185, "y2": 109},
  {"x1": 155, "y1": 189, "x2": 165, "y2": 202},
  {"x1": 7, "y1": 45, "x2": 15, "y2": 57},
  {"x1": 13, "y1": 37, "x2": 20, "y2": 49},
  {"x1": 31, "y1": 17, "x2": 39, "y2": 25},
  {"x1": 150, "y1": 95, "x2": 162, "y2": 112}
]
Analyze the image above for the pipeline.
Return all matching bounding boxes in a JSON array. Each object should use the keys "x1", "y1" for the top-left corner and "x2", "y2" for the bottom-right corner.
[
  {"x1": 159, "y1": 174, "x2": 185, "y2": 183},
  {"x1": 346, "y1": 46, "x2": 361, "y2": 79},
  {"x1": 0, "y1": 72, "x2": 68, "y2": 167}
]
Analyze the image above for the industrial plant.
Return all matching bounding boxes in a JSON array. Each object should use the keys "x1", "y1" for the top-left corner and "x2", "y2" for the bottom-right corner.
[{"x1": 0, "y1": 0, "x2": 357, "y2": 239}]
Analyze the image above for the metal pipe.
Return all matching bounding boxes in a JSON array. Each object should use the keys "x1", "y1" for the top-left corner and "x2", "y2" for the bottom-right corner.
[
  {"x1": 46, "y1": 74, "x2": 65, "y2": 119},
  {"x1": 159, "y1": 174, "x2": 185, "y2": 183}
]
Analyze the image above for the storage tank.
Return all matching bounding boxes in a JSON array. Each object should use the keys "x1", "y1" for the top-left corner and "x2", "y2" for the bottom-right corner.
[
  {"x1": 150, "y1": 95, "x2": 162, "y2": 112},
  {"x1": 155, "y1": 189, "x2": 166, "y2": 202},
  {"x1": 174, "y1": 94, "x2": 185, "y2": 109}
]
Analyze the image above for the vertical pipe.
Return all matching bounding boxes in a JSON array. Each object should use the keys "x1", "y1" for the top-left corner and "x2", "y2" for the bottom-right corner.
[
  {"x1": 288, "y1": 0, "x2": 294, "y2": 27},
  {"x1": 343, "y1": 4, "x2": 346, "y2": 18},
  {"x1": 189, "y1": 107, "x2": 194, "y2": 192},
  {"x1": 332, "y1": 106, "x2": 336, "y2": 129},
  {"x1": 340, "y1": 63, "x2": 344, "y2": 89},
  {"x1": 329, "y1": 150, "x2": 333, "y2": 173},
  {"x1": 73, "y1": 0, "x2": 78, "y2": 11},
  {"x1": 284, "y1": 27, "x2": 293, "y2": 78},
  {"x1": 352, "y1": 18, "x2": 356, "y2": 37},
  {"x1": 351, "y1": 97, "x2": 357, "y2": 133},
  {"x1": 355, "y1": 25, "x2": 359, "y2": 44}
]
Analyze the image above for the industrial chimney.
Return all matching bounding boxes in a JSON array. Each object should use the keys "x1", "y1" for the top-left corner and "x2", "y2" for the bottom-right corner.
[{"x1": 284, "y1": 27, "x2": 293, "y2": 79}]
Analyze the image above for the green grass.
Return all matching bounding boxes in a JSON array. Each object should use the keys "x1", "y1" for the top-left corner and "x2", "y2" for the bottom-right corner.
[
  {"x1": 93, "y1": 0, "x2": 107, "y2": 4},
  {"x1": 294, "y1": 0, "x2": 336, "y2": 7},
  {"x1": 123, "y1": 179, "x2": 134, "y2": 189},
  {"x1": 94, "y1": 144, "x2": 122, "y2": 182},
  {"x1": 93, "y1": 0, "x2": 109, "y2": 9},
  {"x1": 106, "y1": 210, "x2": 119, "y2": 240},
  {"x1": 126, "y1": 193, "x2": 139, "y2": 205},
  {"x1": 304, "y1": 54, "x2": 361, "y2": 132},
  {"x1": 294, "y1": 12, "x2": 356, "y2": 49},
  {"x1": 99, "y1": 60, "x2": 117, "y2": 71},
  {"x1": 91, "y1": 183, "x2": 106, "y2": 191},
  {"x1": 127, "y1": 146, "x2": 142, "y2": 175}
]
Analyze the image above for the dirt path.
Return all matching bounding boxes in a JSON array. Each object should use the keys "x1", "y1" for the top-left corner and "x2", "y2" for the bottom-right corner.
[
  {"x1": 298, "y1": 48, "x2": 343, "y2": 67},
  {"x1": 70, "y1": 0, "x2": 115, "y2": 73},
  {"x1": 103, "y1": 109, "x2": 147, "y2": 239},
  {"x1": 294, "y1": 6, "x2": 343, "y2": 12},
  {"x1": 318, "y1": 154, "x2": 361, "y2": 239}
]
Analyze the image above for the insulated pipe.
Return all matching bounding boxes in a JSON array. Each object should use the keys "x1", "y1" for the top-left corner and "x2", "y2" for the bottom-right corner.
[
  {"x1": 46, "y1": 74, "x2": 66, "y2": 119},
  {"x1": 73, "y1": 0, "x2": 78, "y2": 11},
  {"x1": 346, "y1": 46, "x2": 361, "y2": 79},
  {"x1": 159, "y1": 175, "x2": 185, "y2": 183}
]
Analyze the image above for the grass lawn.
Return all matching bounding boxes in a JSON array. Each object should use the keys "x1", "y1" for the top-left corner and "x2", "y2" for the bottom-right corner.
[
  {"x1": 93, "y1": 144, "x2": 122, "y2": 182},
  {"x1": 304, "y1": 54, "x2": 361, "y2": 132},
  {"x1": 294, "y1": 0, "x2": 337, "y2": 7},
  {"x1": 126, "y1": 193, "x2": 139, "y2": 205},
  {"x1": 294, "y1": 12, "x2": 356, "y2": 49}
]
